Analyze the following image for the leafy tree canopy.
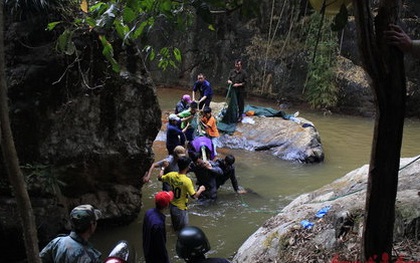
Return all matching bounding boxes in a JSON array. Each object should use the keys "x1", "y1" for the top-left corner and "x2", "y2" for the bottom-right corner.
[{"x1": 40, "y1": 0, "x2": 258, "y2": 72}]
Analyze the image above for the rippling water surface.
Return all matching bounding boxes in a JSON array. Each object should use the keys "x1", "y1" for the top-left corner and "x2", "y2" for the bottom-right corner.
[{"x1": 92, "y1": 87, "x2": 420, "y2": 262}]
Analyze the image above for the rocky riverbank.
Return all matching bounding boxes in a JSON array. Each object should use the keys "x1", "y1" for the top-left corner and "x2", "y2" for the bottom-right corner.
[{"x1": 233, "y1": 156, "x2": 420, "y2": 262}]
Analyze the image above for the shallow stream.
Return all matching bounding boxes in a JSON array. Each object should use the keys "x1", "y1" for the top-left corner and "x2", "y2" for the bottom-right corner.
[{"x1": 91, "y1": 87, "x2": 420, "y2": 262}]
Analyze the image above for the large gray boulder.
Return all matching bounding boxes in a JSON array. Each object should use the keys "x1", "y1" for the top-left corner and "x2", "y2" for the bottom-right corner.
[
  {"x1": 158, "y1": 101, "x2": 324, "y2": 163},
  {"x1": 212, "y1": 102, "x2": 324, "y2": 163},
  {"x1": 233, "y1": 156, "x2": 420, "y2": 262}
]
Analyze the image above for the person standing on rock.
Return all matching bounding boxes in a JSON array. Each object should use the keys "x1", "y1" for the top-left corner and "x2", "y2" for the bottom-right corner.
[
  {"x1": 193, "y1": 73, "x2": 213, "y2": 110},
  {"x1": 142, "y1": 191, "x2": 174, "y2": 263},
  {"x1": 227, "y1": 59, "x2": 247, "y2": 122},
  {"x1": 39, "y1": 204, "x2": 102, "y2": 263}
]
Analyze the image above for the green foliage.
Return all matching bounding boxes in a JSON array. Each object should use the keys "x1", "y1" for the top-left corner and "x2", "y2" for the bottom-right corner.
[
  {"x1": 304, "y1": 13, "x2": 339, "y2": 109},
  {"x1": 46, "y1": 0, "x2": 218, "y2": 73},
  {"x1": 21, "y1": 163, "x2": 66, "y2": 195},
  {"x1": 305, "y1": 58, "x2": 338, "y2": 109},
  {"x1": 57, "y1": 29, "x2": 76, "y2": 55},
  {"x1": 99, "y1": 35, "x2": 120, "y2": 72}
]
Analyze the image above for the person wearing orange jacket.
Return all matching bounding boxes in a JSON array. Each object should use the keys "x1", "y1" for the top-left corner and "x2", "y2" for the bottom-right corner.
[{"x1": 200, "y1": 107, "x2": 220, "y2": 156}]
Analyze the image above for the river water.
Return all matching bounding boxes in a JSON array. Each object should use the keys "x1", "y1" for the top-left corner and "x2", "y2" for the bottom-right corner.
[{"x1": 91, "y1": 87, "x2": 420, "y2": 262}]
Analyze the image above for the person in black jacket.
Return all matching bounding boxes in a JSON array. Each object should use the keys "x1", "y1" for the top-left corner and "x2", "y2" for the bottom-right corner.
[
  {"x1": 189, "y1": 152, "x2": 222, "y2": 204},
  {"x1": 215, "y1": 155, "x2": 246, "y2": 194}
]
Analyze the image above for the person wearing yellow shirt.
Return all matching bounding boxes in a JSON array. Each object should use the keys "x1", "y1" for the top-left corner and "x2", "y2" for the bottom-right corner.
[{"x1": 158, "y1": 156, "x2": 205, "y2": 231}]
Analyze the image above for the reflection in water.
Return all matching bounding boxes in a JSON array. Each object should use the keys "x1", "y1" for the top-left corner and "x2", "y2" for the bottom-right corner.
[{"x1": 92, "y1": 87, "x2": 420, "y2": 262}]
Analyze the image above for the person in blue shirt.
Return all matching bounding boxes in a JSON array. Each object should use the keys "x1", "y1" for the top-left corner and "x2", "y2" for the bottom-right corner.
[
  {"x1": 166, "y1": 113, "x2": 186, "y2": 155},
  {"x1": 39, "y1": 204, "x2": 102, "y2": 263},
  {"x1": 143, "y1": 191, "x2": 174, "y2": 263},
  {"x1": 192, "y1": 73, "x2": 213, "y2": 110}
]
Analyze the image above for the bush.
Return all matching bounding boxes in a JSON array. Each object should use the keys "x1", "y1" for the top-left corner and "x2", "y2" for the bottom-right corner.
[{"x1": 304, "y1": 13, "x2": 339, "y2": 109}]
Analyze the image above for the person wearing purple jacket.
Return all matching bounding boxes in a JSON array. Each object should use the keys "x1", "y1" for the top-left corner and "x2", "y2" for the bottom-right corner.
[{"x1": 142, "y1": 191, "x2": 174, "y2": 263}]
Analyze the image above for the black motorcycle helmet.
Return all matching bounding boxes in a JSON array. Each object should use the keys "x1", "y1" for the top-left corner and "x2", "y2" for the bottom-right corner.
[{"x1": 176, "y1": 226, "x2": 210, "y2": 260}]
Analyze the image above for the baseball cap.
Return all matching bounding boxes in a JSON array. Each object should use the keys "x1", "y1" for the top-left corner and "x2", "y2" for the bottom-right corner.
[
  {"x1": 155, "y1": 191, "x2": 174, "y2": 208},
  {"x1": 173, "y1": 145, "x2": 186, "y2": 158},
  {"x1": 182, "y1": 94, "x2": 192, "y2": 104},
  {"x1": 169, "y1": 113, "x2": 180, "y2": 122},
  {"x1": 70, "y1": 204, "x2": 102, "y2": 228}
]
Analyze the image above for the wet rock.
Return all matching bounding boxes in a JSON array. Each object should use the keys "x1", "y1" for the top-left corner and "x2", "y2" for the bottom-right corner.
[
  {"x1": 212, "y1": 102, "x2": 324, "y2": 163},
  {"x1": 233, "y1": 156, "x2": 420, "y2": 262}
]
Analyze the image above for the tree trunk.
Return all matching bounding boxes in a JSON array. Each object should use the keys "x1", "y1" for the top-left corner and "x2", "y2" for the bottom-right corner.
[
  {"x1": 353, "y1": 0, "x2": 405, "y2": 261},
  {"x1": 0, "y1": 3, "x2": 41, "y2": 263}
]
